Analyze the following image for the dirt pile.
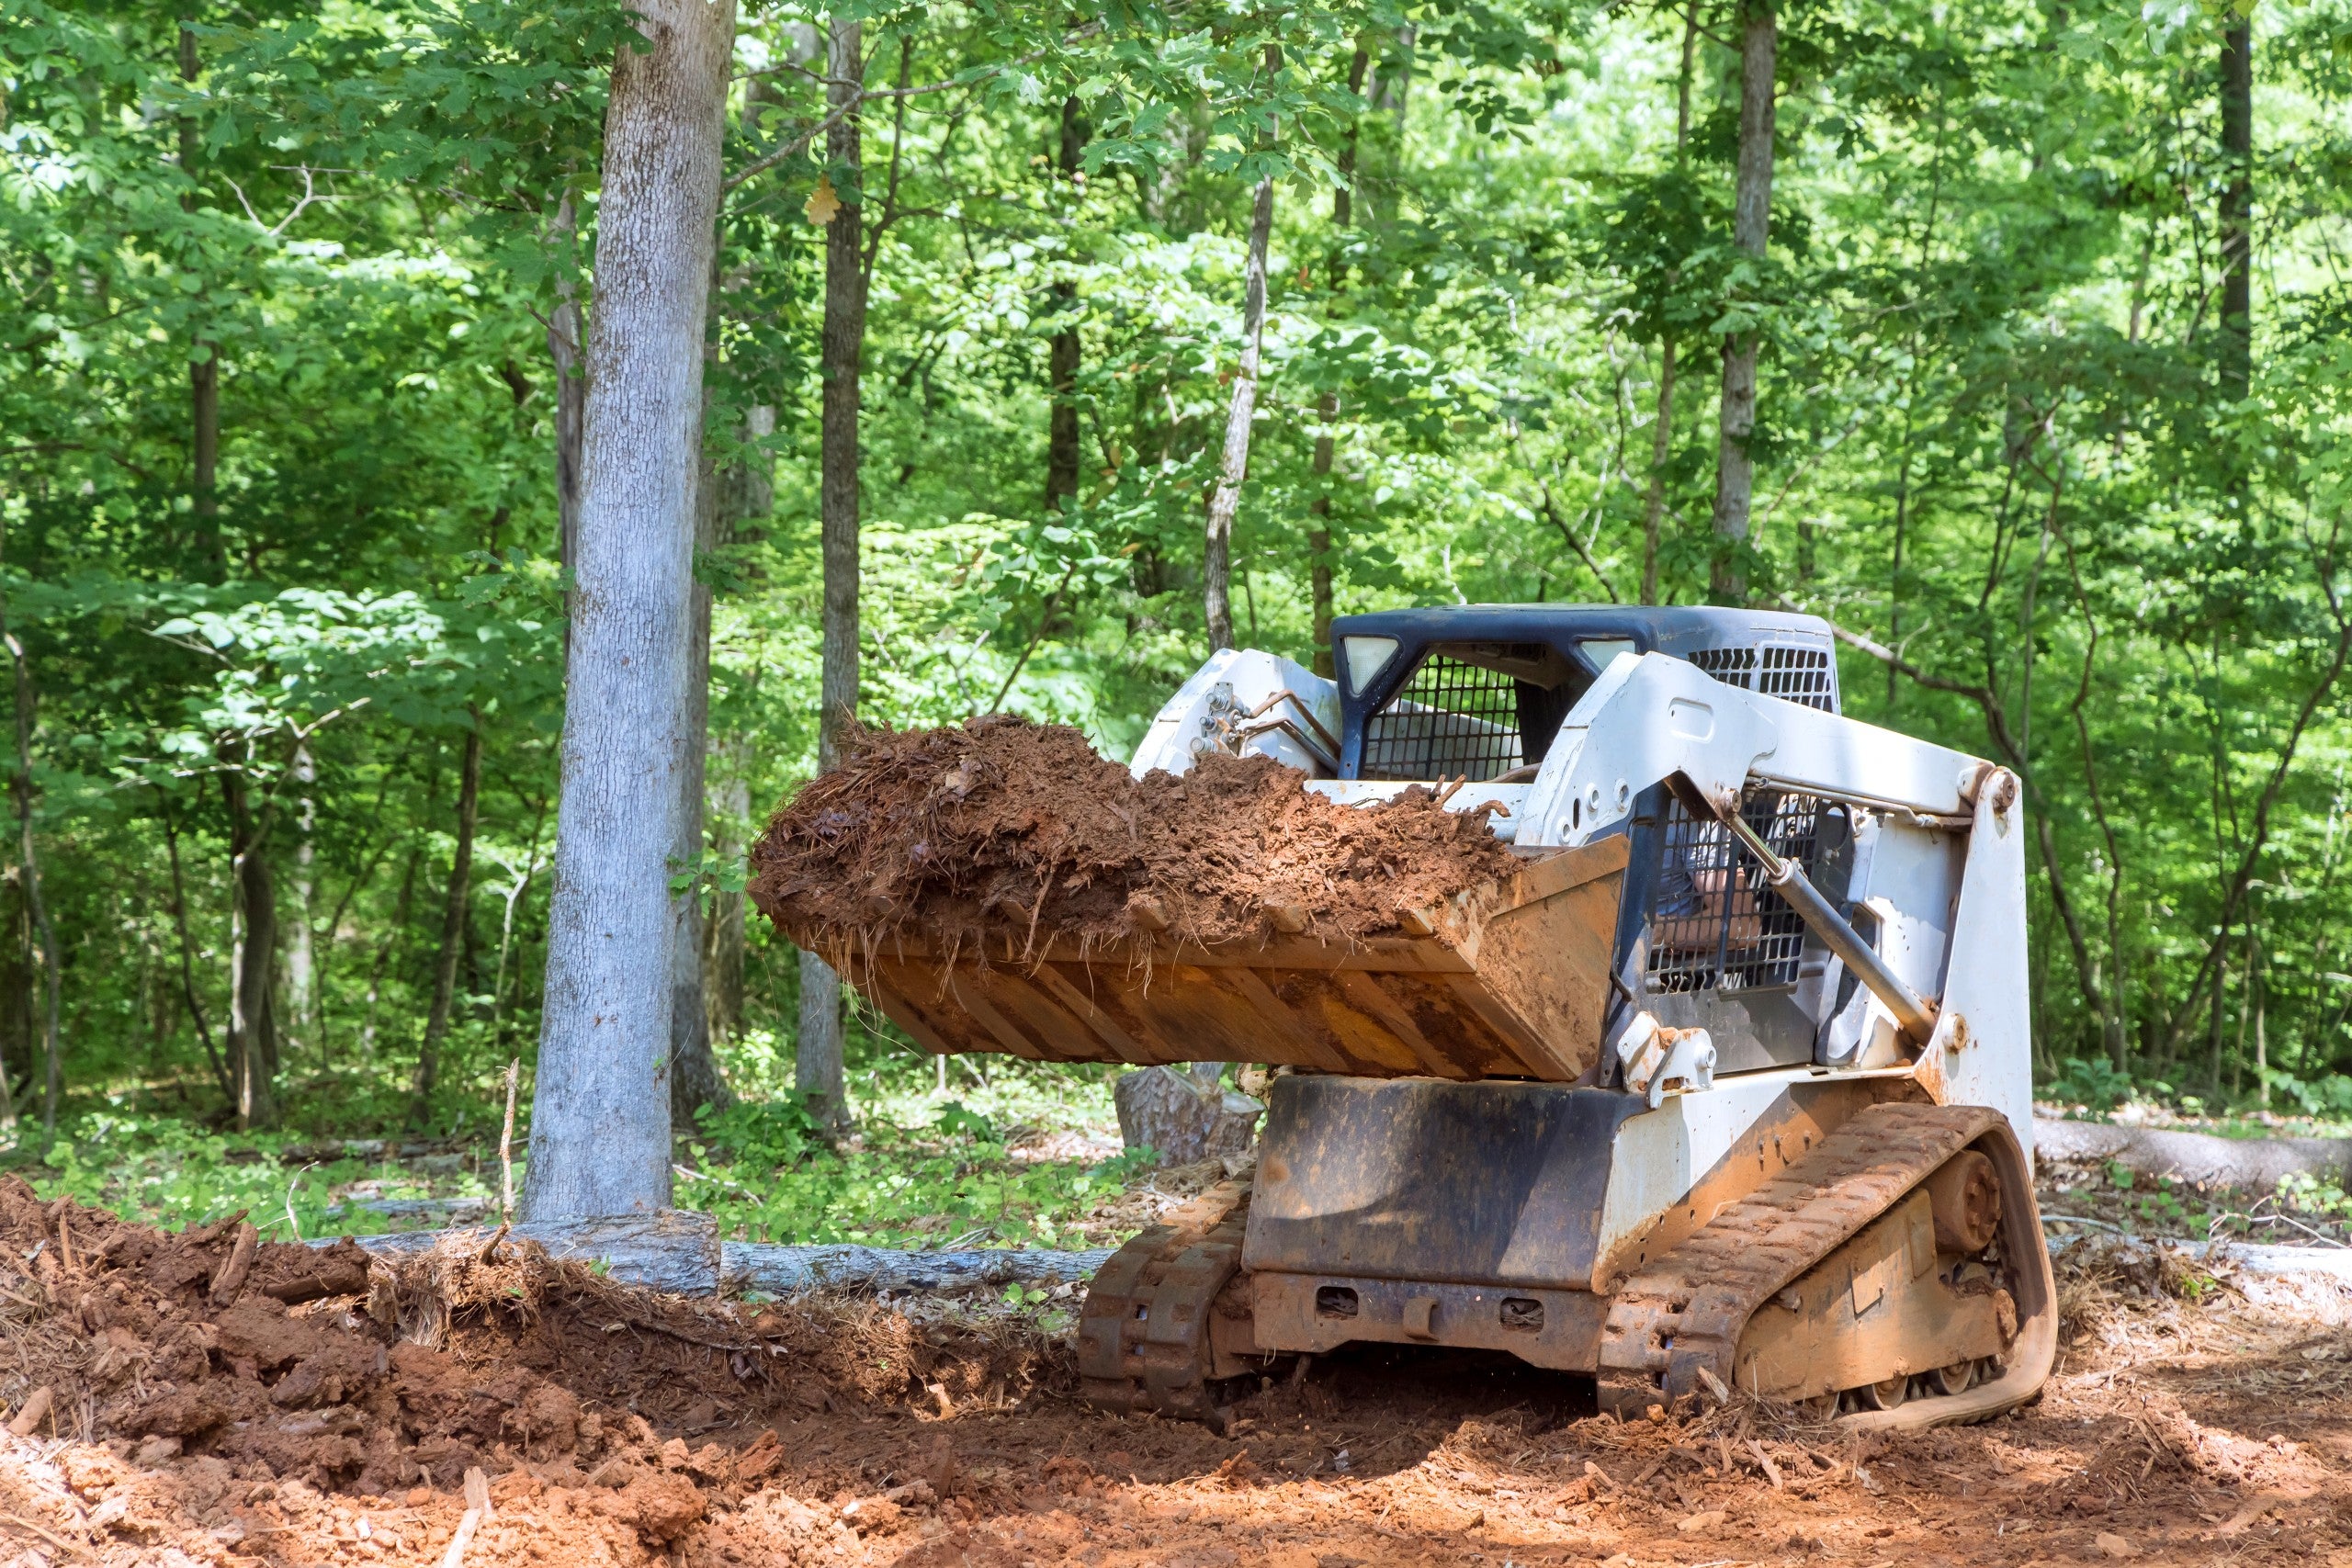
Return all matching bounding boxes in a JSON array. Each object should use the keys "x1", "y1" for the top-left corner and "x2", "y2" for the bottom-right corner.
[
  {"x1": 749, "y1": 716, "x2": 1522, "y2": 962},
  {"x1": 0, "y1": 1181, "x2": 1052, "y2": 1563}
]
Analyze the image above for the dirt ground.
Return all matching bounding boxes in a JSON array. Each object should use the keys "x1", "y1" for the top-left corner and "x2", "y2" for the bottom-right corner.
[{"x1": 7, "y1": 1178, "x2": 2352, "y2": 1568}]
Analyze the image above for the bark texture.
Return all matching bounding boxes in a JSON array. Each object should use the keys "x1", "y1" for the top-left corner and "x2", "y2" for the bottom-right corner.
[
  {"x1": 286, "y1": 745, "x2": 316, "y2": 1050},
  {"x1": 798, "y1": 15, "x2": 866, "y2": 1132},
  {"x1": 1306, "y1": 45, "x2": 1372, "y2": 679},
  {"x1": 1, "y1": 583, "x2": 58, "y2": 1135},
  {"x1": 180, "y1": 22, "x2": 223, "y2": 580},
  {"x1": 700, "y1": 408, "x2": 769, "y2": 1052},
  {"x1": 1710, "y1": 2, "x2": 1776, "y2": 605},
  {"x1": 1204, "y1": 175, "x2": 1275, "y2": 652},
  {"x1": 222, "y1": 772, "x2": 278, "y2": 1131},
  {"x1": 1114, "y1": 1066, "x2": 1262, "y2": 1167},
  {"x1": 2219, "y1": 20, "x2": 2253, "y2": 404},
  {"x1": 548, "y1": 194, "x2": 588, "y2": 622},
  {"x1": 667, "y1": 359, "x2": 738, "y2": 1127},
  {"x1": 413, "y1": 719, "x2": 482, "y2": 1115},
  {"x1": 523, "y1": 0, "x2": 734, "y2": 1221}
]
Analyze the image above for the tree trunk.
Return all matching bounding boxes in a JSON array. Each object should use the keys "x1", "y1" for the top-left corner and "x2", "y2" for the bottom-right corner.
[
  {"x1": 1306, "y1": 45, "x2": 1371, "y2": 678},
  {"x1": 222, "y1": 769, "x2": 278, "y2": 1131},
  {"x1": 1710, "y1": 1, "x2": 1775, "y2": 606},
  {"x1": 522, "y1": 0, "x2": 734, "y2": 1222},
  {"x1": 549, "y1": 193, "x2": 588, "y2": 638},
  {"x1": 796, "y1": 950, "x2": 845, "y2": 1125},
  {"x1": 358, "y1": 840, "x2": 416, "y2": 1066},
  {"x1": 1046, "y1": 97, "x2": 1088, "y2": 513},
  {"x1": 286, "y1": 744, "x2": 316, "y2": 1052},
  {"x1": 702, "y1": 409, "x2": 768, "y2": 1051},
  {"x1": 1641, "y1": 341, "x2": 1677, "y2": 607},
  {"x1": 1204, "y1": 173, "x2": 1276, "y2": 652},
  {"x1": 180, "y1": 22, "x2": 223, "y2": 581},
  {"x1": 0, "y1": 567, "x2": 59, "y2": 1137},
  {"x1": 0, "y1": 882, "x2": 25, "y2": 1130},
  {"x1": 1640, "y1": 8, "x2": 1699, "y2": 607},
  {"x1": 798, "y1": 15, "x2": 865, "y2": 1134},
  {"x1": 2218, "y1": 19, "x2": 2252, "y2": 404},
  {"x1": 413, "y1": 718, "x2": 481, "y2": 1117},
  {"x1": 1308, "y1": 389, "x2": 1340, "y2": 676},
  {"x1": 669, "y1": 320, "x2": 736, "y2": 1129},
  {"x1": 705, "y1": 746, "x2": 751, "y2": 1043}
]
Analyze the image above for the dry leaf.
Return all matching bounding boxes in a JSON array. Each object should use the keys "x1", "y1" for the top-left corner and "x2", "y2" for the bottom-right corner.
[{"x1": 804, "y1": 175, "x2": 842, "y2": 226}]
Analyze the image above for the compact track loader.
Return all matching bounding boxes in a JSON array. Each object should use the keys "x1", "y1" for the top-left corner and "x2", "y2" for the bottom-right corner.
[{"x1": 831, "y1": 605, "x2": 2056, "y2": 1431}]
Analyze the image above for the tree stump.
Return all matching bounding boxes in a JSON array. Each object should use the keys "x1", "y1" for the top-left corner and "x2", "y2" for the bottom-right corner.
[{"x1": 1114, "y1": 1065, "x2": 1263, "y2": 1166}]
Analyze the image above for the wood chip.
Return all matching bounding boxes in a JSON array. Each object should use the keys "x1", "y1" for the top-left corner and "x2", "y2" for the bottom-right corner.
[
  {"x1": 209, "y1": 1222, "x2": 258, "y2": 1305},
  {"x1": 463, "y1": 1465, "x2": 492, "y2": 1519},
  {"x1": 1745, "y1": 1437, "x2": 1784, "y2": 1490},
  {"x1": 0, "y1": 1509, "x2": 82, "y2": 1555},
  {"x1": 439, "y1": 1506, "x2": 481, "y2": 1568},
  {"x1": 6, "y1": 1386, "x2": 51, "y2": 1438}
]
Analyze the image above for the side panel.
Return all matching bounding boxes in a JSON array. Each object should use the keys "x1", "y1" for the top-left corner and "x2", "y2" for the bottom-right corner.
[
  {"x1": 1921, "y1": 771, "x2": 2036, "y2": 1165},
  {"x1": 1589, "y1": 1072, "x2": 1882, "y2": 1290}
]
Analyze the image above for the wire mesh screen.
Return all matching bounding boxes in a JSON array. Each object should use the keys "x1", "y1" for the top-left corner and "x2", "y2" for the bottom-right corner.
[
  {"x1": 1362, "y1": 655, "x2": 1525, "y2": 782},
  {"x1": 1645, "y1": 792, "x2": 1824, "y2": 993},
  {"x1": 1758, "y1": 642, "x2": 1836, "y2": 711}
]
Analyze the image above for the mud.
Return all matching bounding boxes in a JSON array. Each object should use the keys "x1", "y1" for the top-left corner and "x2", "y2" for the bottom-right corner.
[
  {"x1": 9, "y1": 1188, "x2": 2352, "y2": 1567},
  {"x1": 749, "y1": 717, "x2": 1522, "y2": 963}
]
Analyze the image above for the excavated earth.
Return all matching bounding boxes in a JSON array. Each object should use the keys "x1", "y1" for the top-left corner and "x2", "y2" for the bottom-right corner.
[
  {"x1": 748, "y1": 717, "x2": 1522, "y2": 963},
  {"x1": 9, "y1": 1178, "x2": 2352, "y2": 1566}
]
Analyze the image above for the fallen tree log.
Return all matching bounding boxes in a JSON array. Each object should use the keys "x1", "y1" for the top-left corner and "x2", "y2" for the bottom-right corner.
[
  {"x1": 721, "y1": 1241, "x2": 1111, "y2": 1294},
  {"x1": 336, "y1": 1209, "x2": 722, "y2": 1294},
  {"x1": 312, "y1": 1210, "x2": 1111, "y2": 1297},
  {"x1": 2035, "y1": 1117, "x2": 2352, "y2": 1190}
]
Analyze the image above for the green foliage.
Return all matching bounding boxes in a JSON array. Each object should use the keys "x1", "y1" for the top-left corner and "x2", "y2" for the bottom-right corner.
[
  {"x1": 8, "y1": 0, "x2": 2352, "y2": 1149},
  {"x1": 28, "y1": 1108, "x2": 484, "y2": 1239},
  {"x1": 677, "y1": 1066, "x2": 1134, "y2": 1247},
  {"x1": 2050, "y1": 1056, "x2": 2141, "y2": 1111}
]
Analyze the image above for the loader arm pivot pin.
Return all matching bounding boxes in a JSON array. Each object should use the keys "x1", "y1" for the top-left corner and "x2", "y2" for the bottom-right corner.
[{"x1": 1717, "y1": 808, "x2": 1939, "y2": 1043}]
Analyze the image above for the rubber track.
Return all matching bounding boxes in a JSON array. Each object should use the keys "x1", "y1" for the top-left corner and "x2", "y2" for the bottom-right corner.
[
  {"x1": 1598, "y1": 1100, "x2": 2007, "y2": 1412},
  {"x1": 1077, "y1": 1178, "x2": 1253, "y2": 1426}
]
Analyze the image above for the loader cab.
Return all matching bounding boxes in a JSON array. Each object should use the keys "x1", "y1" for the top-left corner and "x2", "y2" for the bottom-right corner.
[
  {"x1": 1329, "y1": 605, "x2": 1853, "y2": 1078},
  {"x1": 1328, "y1": 604, "x2": 1841, "y2": 780}
]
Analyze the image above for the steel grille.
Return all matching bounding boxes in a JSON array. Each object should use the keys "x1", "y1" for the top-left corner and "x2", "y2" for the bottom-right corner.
[
  {"x1": 1645, "y1": 792, "x2": 1823, "y2": 993},
  {"x1": 1758, "y1": 642, "x2": 1835, "y2": 711},
  {"x1": 1689, "y1": 646, "x2": 1758, "y2": 689},
  {"x1": 1362, "y1": 654, "x2": 1524, "y2": 782}
]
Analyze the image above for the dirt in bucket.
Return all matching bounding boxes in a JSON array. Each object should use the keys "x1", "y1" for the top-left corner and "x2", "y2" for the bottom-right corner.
[{"x1": 747, "y1": 716, "x2": 1522, "y2": 963}]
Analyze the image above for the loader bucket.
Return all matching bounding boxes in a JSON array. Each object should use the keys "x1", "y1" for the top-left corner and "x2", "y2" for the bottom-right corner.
[{"x1": 831, "y1": 837, "x2": 1629, "y2": 1084}]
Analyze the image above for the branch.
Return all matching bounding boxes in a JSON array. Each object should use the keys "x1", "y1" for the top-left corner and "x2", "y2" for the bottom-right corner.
[{"x1": 224, "y1": 164, "x2": 331, "y2": 238}]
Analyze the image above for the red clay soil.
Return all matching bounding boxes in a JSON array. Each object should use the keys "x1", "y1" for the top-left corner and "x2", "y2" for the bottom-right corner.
[
  {"x1": 8, "y1": 1183, "x2": 2352, "y2": 1568},
  {"x1": 748, "y1": 717, "x2": 1522, "y2": 964}
]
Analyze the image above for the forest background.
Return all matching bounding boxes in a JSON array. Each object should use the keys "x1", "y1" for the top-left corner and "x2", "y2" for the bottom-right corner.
[{"x1": 6, "y1": 0, "x2": 2351, "y2": 1221}]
